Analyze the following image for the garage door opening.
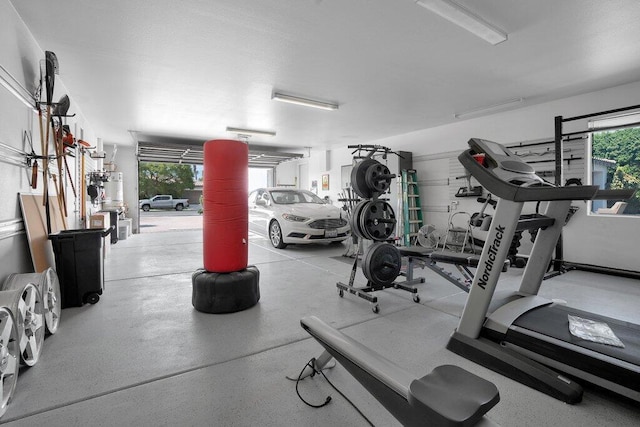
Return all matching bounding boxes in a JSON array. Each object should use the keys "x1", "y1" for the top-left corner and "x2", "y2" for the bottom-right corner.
[
  {"x1": 249, "y1": 168, "x2": 269, "y2": 191},
  {"x1": 138, "y1": 162, "x2": 202, "y2": 233},
  {"x1": 138, "y1": 163, "x2": 274, "y2": 233}
]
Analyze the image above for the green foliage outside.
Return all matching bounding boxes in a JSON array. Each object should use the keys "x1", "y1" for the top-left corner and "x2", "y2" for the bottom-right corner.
[
  {"x1": 138, "y1": 162, "x2": 195, "y2": 199},
  {"x1": 592, "y1": 127, "x2": 640, "y2": 214}
]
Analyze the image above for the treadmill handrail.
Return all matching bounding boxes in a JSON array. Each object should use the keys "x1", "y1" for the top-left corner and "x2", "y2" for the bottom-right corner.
[{"x1": 459, "y1": 147, "x2": 635, "y2": 202}]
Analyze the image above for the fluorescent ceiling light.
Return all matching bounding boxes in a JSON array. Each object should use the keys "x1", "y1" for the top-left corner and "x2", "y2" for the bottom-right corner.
[
  {"x1": 454, "y1": 98, "x2": 524, "y2": 119},
  {"x1": 272, "y1": 92, "x2": 339, "y2": 111},
  {"x1": 416, "y1": 0, "x2": 507, "y2": 45},
  {"x1": 226, "y1": 127, "x2": 276, "y2": 137}
]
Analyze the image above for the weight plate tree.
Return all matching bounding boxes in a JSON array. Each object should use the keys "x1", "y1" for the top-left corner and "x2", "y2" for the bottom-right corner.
[
  {"x1": 0, "y1": 307, "x2": 19, "y2": 418},
  {"x1": 337, "y1": 148, "x2": 420, "y2": 312}
]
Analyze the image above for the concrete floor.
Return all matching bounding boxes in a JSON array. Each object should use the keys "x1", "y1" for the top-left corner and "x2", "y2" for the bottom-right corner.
[{"x1": 3, "y1": 228, "x2": 640, "y2": 426}]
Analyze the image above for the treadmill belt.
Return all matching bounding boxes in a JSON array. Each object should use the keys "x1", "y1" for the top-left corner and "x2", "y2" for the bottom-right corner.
[
  {"x1": 513, "y1": 304, "x2": 640, "y2": 366},
  {"x1": 507, "y1": 304, "x2": 640, "y2": 392}
]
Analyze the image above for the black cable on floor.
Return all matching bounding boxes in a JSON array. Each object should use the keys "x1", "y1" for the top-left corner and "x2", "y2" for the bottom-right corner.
[
  {"x1": 294, "y1": 358, "x2": 332, "y2": 408},
  {"x1": 293, "y1": 358, "x2": 375, "y2": 427}
]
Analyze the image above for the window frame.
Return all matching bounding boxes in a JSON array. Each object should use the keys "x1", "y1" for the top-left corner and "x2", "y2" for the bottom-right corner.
[{"x1": 587, "y1": 113, "x2": 640, "y2": 216}]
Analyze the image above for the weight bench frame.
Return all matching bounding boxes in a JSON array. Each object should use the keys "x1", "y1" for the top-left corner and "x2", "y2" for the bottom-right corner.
[{"x1": 398, "y1": 247, "x2": 508, "y2": 294}]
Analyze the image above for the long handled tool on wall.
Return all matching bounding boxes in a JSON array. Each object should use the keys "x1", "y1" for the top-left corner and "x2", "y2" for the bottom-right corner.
[
  {"x1": 39, "y1": 51, "x2": 59, "y2": 234},
  {"x1": 61, "y1": 124, "x2": 77, "y2": 198},
  {"x1": 51, "y1": 95, "x2": 71, "y2": 216},
  {"x1": 79, "y1": 140, "x2": 89, "y2": 222}
]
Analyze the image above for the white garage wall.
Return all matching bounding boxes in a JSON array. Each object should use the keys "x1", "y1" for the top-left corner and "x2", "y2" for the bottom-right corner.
[
  {"x1": 1, "y1": 1, "x2": 100, "y2": 280},
  {"x1": 5, "y1": 0, "x2": 638, "y2": 273},
  {"x1": 280, "y1": 81, "x2": 640, "y2": 271}
]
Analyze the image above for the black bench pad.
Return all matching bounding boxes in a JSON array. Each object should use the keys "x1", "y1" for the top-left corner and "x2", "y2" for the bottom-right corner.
[
  {"x1": 399, "y1": 245, "x2": 434, "y2": 257},
  {"x1": 408, "y1": 365, "x2": 500, "y2": 427},
  {"x1": 430, "y1": 251, "x2": 482, "y2": 267}
]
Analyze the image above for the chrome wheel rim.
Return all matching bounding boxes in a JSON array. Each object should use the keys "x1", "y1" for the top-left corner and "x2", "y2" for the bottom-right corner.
[
  {"x1": 270, "y1": 222, "x2": 282, "y2": 246},
  {"x1": 42, "y1": 269, "x2": 61, "y2": 334},
  {"x1": 0, "y1": 307, "x2": 19, "y2": 417},
  {"x1": 1, "y1": 270, "x2": 61, "y2": 335},
  {"x1": 0, "y1": 285, "x2": 45, "y2": 367}
]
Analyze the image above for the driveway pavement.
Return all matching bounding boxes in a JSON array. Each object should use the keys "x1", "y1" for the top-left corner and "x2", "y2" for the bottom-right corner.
[{"x1": 139, "y1": 204, "x2": 203, "y2": 233}]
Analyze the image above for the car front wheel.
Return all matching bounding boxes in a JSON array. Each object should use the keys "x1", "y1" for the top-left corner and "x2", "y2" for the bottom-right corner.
[{"x1": 269, "y1": 221, "x2": 287, "y2": 249}]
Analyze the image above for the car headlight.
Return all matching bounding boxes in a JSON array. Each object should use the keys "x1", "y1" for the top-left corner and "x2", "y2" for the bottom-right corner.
[{"x1": 282, "y1": 213, "x2": 309, "y2": 222}]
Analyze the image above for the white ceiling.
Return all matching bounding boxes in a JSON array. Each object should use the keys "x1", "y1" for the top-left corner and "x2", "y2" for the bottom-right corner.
[{"x1": 10, "y1": 0, "x2": 640, "y2": 152}]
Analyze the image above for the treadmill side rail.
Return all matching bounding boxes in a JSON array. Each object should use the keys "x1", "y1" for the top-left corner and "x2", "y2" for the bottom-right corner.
[
  {"x1": 447, "y1": 331, "x2": 583, "y2": 404},
  {"x1": 484, "y1": 295, "x2": 553, "y2": 335}
]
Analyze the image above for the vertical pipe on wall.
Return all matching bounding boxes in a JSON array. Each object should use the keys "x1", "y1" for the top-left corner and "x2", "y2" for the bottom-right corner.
[{"x1": 553, "y1": 116, "x2": 564, "y2": 271}]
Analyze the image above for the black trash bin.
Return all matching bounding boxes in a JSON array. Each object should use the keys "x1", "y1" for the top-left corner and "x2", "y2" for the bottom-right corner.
[
  {"x1": 101, "y1": 210, "x2": 120, "y2": 244},
  {"x1": 49, "y1": 228, "x2": 110, "y2": 308}
]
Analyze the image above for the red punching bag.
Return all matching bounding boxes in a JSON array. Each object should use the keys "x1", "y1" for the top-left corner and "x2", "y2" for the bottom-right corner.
[{"x1": 203, "y1": 139, "x2": 248, "y2": 272}]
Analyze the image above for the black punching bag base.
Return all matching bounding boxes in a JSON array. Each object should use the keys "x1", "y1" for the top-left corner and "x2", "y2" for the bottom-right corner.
[{"x1": 192, "y1": 266, "x2": 260, "y2": 314}]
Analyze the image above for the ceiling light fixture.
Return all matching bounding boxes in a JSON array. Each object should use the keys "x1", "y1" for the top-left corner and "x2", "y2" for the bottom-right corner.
[
  {"x1": 454, "y1": 98, "x2": 524, "y2": 119},
  {"x1": 226, "y1": 127, "x2": 276, "y2": 137},
  {"x1": 272, "y1": 92, "x2": 339, "y2": 111},
  {"x1": 415, "y1": 0, "x2": 507, "y2": 45}
]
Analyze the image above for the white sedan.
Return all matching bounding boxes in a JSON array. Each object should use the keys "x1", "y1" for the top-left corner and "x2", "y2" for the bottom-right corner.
[{"x1": 248, "y1": 188, "x2": 350, "y2": 249}]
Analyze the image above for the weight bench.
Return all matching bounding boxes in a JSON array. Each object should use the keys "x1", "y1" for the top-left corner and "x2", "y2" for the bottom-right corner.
[
  {"x1": 300, "y1": 316, "x2": 500, "y2": 426},
  {"x1": 398, "y1": 246, "x2": 509, "y2": 293}
]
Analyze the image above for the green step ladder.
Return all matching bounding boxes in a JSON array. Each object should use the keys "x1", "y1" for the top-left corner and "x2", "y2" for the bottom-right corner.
[{"x1": 402, "y1": 169, "x2": 423, "y2": 246}]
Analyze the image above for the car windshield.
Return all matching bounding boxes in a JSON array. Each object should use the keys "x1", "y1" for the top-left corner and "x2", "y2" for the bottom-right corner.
[{"x1": 270, "y1": 190, "x2": 324, "y2": 205}]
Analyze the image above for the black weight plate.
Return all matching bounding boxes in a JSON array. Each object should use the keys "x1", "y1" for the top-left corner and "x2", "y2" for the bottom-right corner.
[
  {"x1": 350, "y1": 200, "x2": 369, "y2": 239},
  {"x1": 361, "y1": 242, "x2": 373, "y2": 280},
  {"x1": 360, "y1": 200, "x2": 396, "y2": 241},
  {"x1": 351, "y1": 159, "x2": 378, "y2": 199},
  {"x1": 362, "y1": 243, "x2": 401, "y2": 286},
  {"x1": 365, "y1": 162, "x2": 392, "y2": 194}
]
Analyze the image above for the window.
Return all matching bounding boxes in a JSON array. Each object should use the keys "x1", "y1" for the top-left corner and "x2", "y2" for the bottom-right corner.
[{"x1": 589, "y1": 114, "x2": 640, "y2": 215}]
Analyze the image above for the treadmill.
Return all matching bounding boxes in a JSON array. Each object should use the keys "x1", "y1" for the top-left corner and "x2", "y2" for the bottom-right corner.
[{"x1": 447, "y1": 138, "x2": 639, "y2": 404}]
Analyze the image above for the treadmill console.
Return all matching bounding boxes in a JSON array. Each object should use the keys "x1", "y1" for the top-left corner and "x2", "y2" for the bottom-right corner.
[
  {"x1": 460, "y1": 138, "x2": 613, "y2": 202},
  {"x1": 468, "y1": 138, "x2": 544, "y2": 187}
]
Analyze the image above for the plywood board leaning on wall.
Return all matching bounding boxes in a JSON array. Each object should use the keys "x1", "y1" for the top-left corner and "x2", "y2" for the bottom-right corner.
[{"x1": 19, "y1": 193, "x2": 66, "y2": 272}]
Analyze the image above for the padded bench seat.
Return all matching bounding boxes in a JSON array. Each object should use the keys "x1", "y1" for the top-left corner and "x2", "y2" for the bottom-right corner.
[
  {"x1": 398, "y1": 245, "x2": 435, "y2": 257},
  {"x1": 399, "y1": 247, "x2": 509, "y2": 271},
  {"x1": 430, "y1": 250, "x2": 482, "y2": 267},
  {"x1": 409, "y1": 365, "x2": 500, "y2": 427}
]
